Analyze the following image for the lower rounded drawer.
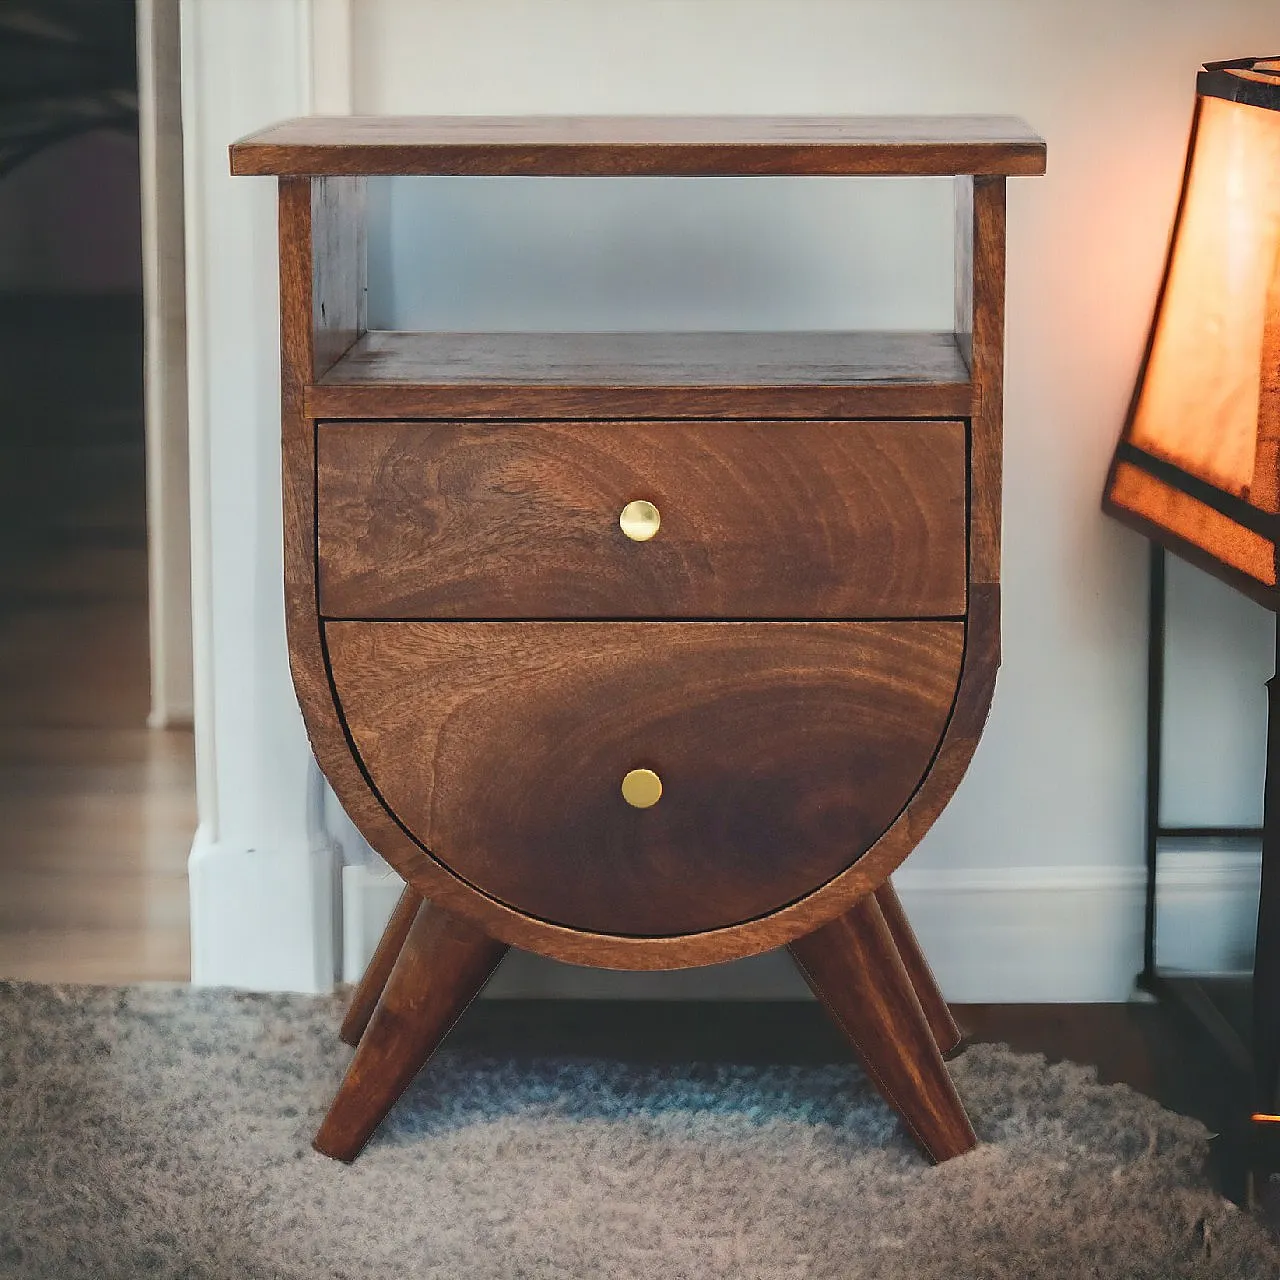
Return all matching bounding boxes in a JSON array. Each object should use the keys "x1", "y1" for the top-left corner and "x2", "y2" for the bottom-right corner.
[{"x1": 325, "y1": 620, "x2": 963, "y2": 936}]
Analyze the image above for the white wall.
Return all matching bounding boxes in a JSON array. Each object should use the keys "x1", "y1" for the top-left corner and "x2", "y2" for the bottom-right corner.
[{"x1": 186, "y1": 0, "x2": 1279, "y2": 998}]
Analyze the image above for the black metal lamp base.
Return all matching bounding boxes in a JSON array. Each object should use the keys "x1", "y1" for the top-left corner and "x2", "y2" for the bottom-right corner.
[{"x1": 1141, "y1": 543, "x2": 1280, "y2": 1201}]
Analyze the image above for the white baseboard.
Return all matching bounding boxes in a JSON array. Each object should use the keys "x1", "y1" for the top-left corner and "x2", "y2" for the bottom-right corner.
[
  {"x1": 147, "y1": 703, "x2": 195, "y2": 730},
  {"x1": 190, "y1": 824, "x2": 339, "y2": 992},
  {"x1": 340, "y1": 849, "x2": 1260, "y2": 1003}
]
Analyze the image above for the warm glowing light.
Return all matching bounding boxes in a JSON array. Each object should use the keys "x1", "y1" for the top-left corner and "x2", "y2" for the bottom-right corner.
[
  {"x1": 1252, "y1": 1113, "x2": 1280, "y2": 1123},
  {"x1": 1128, "y1": 96, "x2": 1280, "y2": 500},
  {"x1": 1104, "y1": 57, "x2": 1280, "y2": 606}
]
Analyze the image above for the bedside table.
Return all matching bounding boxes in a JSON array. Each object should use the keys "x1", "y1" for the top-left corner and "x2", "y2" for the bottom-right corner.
[{"x1": 230, "y1": 115, "x2": 1046, "y2": 1164}]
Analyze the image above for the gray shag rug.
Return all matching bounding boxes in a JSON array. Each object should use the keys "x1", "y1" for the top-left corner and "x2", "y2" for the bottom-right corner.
[{"x1": 1, "y1": 983, "x2": 1278, "y2": 1279}]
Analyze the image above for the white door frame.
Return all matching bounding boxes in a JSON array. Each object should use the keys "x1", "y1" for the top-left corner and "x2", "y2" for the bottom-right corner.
[
  {"x1": 137, "y1": 0, "x2": 193, "y2": 729},
  {"x1": 179, "y1": 0, "x2": 352, "y2": 991}
]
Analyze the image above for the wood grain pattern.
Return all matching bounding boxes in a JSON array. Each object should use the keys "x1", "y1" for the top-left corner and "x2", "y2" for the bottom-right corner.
[
  {"x1": 320, "y1": 330, "x2": 971, "y2": 389},
  {"x1": 338, "y1": 884, "x2": 961, "y2": 1060},
  {"x1": 954, "y1": 177, "x2": 974, "y2": 373},
  {"x1": 269, "y1": 134, "x2": 1013, "y2": 968},
  {"x1": 307, "y1": 330, "x2": 973, "y2": 420},
  {"x1": 313, "y1": 899, "x2": 508, "y2": 1162},
  {"x1": 339, "y1": 884, "x2": 422, "y2": 1046},
  {"x1": 308, "y1": 383, "x2": 972, "y2": 423},
  {"x1": 788, "y1": 894, "x2": 978, "y2": 1162},
  {"x1": 965, "y1": 176, "x2": 1007, "y2": 586},
  {"x1": 231, "y1": 114, "x2": 1047, "y2": 178},
  {"x1": 875, "y1": 881, "x2": 963, "y2": 1055},
  {"x1": 325, "y1": 621, "x2": 963, "y2": 936},
  {"x1": 317, "y1": 419, "x2": 967, "y2": 620},
  {"x1": 283, "y1": 584, "x2": 996, "y2": 972},
  {"x1": 341, "y1": 883, "x2": 963, "y2": 1057},
  {"x1": 309, "y1": 177, "x2": 366, "y2": 379},
  {"x1": 279, "y1": 178, "x2": 335, "y2": 773}
]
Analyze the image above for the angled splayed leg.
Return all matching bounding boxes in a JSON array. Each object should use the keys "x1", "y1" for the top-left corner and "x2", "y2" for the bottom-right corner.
[
  {"x1": 788, "y1": 893, "x2": 977, "y2": 1163},
  {"x1": 340, "y1": 885, "x2": 425, "y2": 1046},
  {"x1": 874, "y1": 881, "x2": 964, "y2": 1056},
  {"x1": 314, "y1": 899, "x2": 508, "y2": 1162}
]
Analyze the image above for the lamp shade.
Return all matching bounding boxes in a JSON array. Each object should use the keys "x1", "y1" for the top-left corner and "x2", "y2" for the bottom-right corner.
[{"x1": 1104, "y1": 57, "x2": 1280, "y2": 609}]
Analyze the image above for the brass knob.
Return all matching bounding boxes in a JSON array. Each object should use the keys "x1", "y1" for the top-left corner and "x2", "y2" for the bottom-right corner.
[
  {"x1": 621, "y1": 767, "x2": 662, "y2": 809},
  {"x1": 619, "y1": 499, "x2": 660, "y2": 542}
]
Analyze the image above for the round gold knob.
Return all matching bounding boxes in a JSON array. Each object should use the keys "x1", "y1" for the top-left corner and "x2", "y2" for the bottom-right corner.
[
  {"x1": 621, "y1": 767, "x2": 662, "y2": 809},
  {"x1": 619, "y1": 499, "x2": 660, "y2": 542}
]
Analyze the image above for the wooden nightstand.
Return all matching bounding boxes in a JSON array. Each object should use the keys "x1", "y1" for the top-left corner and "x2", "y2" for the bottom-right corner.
[{"x1": 230, "y1": 115, "x2": 1046, "y2": 1164}]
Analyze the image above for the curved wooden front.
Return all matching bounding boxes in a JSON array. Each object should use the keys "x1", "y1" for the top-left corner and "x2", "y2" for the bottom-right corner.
[{"x1": 325, "y1": 621, "x2": 963, "y2": 936}]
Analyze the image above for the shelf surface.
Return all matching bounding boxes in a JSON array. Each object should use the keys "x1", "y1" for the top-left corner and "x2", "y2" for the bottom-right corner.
[
  {"x1": 307, "y1": 330, "x2": 973, "y2": 420},
  {"x1": 231, "y1": 114, "x2": 1046, "y2": 178}
]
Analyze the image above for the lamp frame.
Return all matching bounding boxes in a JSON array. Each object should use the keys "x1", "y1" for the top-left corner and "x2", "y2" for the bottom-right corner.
[{"x1": 1138, "y1": 544, "x2": 1280, "y2": 1204}]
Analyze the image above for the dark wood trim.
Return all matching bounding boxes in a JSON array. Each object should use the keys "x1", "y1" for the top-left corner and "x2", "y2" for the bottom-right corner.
[
  {"x1": 304, "y1": 328, "x2": 974, "y2": 421},
  {"x1": 966, "y1": 176, "x2": 1005, "y2": 588},
  {"x1": 231, "y1": 114, "x2": 1047, "y2": 178},
  {"x1": 306, "y1": 382, "x2": 974, "y2": 421}
]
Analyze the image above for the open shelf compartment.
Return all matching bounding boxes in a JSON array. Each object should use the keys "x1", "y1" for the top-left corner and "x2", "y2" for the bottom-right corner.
[{"x1": 305, "y1": 329, "x2": 973, "y2": 420}]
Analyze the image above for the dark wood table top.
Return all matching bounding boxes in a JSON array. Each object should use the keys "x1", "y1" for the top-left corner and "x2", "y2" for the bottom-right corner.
[{"x1": 231, "y1": 114, "x2": 1047, "y2": 177}]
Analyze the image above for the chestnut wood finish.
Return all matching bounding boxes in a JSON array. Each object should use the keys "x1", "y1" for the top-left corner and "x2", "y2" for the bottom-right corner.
[
  {"x1": 332, "y1": 882, "x2": 965, "y2": 1057},
  {"x1": 276, "y1": 175, "x2": 369, "y2": 870},
  {"x1": 313, "y1": 898, "x2": 509, "y2": 1162},
  {"x1": 242, "y1": 114, "x2": 1040, "y2": 1164},
  {"x1": 339, "y1": 883, "x2": 421, "y2": 1047},
  {"x1": 231, "y1": 114, "x2": 1047, "y2": 178},
  {"x1": 958, "y1": 175, "x2": 1007, "y2": 588},
  {"x1": 306, "y1": 330, "x2": 973, "y2": 421},
  {"x1": 317, "y1": 418, "x2": 967, "y2": 620},
  {"x1": 267, "y1": 153, "x2": 1012, "y2": 970},
  {"x1": 325, "y1": 621, "x2": 964, "y2": 935},
  {"x1": 789, "y1": 894, "x2": 978, "y2": 1162},
  {"x1": 874, "y1": 881, "x2": 964, "y2": 1056}
]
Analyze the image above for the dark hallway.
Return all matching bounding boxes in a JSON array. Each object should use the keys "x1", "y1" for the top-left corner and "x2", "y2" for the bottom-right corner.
[{"x1": 0, "y1": 4, "x2": 193, "y2": 982}]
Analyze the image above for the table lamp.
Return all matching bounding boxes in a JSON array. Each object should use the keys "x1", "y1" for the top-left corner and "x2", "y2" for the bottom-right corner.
[
  {"x1": 1102, "y1": 55, "x2": 1280, "y2": 1173},
  {"x1": 1105, "y1": 56, "x2": 1280, "y2": 603}
]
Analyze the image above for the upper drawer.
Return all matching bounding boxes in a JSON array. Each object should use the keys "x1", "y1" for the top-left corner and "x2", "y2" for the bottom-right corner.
[{"x1": 316, "y1": 419, "x2": 966, "y2": 619}]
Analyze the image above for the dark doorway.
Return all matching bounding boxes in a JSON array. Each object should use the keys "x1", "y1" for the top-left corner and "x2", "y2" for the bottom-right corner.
[{"x1": 0, "y1": 2, "x2": 193, "y2": 982}]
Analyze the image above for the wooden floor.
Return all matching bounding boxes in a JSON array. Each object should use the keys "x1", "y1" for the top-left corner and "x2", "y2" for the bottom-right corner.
[{"x1": 0, "y1": 296, "x2": 194, "y2": 983}]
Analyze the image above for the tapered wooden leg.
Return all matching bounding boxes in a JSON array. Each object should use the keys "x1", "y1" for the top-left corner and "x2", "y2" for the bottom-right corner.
[
  {"x1": 314, "y1": 900, "x2": 508, "y2": 1162},
  {"x1": 875, "y1": 881, "x2": 965, "y2": 1056},
  {"x1": 339, "y1": 885, "x2": 425, "y2": 1046},
  {"x1": 788, "y1": 894, "x2": 977, "y2": 1163}
]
